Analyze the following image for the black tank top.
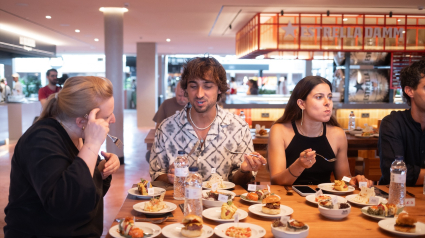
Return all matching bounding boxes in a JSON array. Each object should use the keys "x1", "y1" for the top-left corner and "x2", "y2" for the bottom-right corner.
[{"x1": 285, "y1": 121, "x2": 336, "y2": 185}]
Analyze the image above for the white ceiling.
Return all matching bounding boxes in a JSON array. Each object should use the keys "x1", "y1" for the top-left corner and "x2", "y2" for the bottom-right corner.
[{"x1": 0, "y1": 0, "x2": 424, "y2": 56}]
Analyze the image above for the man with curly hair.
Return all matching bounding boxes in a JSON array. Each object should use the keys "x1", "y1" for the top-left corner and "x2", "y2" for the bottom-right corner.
[
  {"x1": 379, "y1": 59, "x2": 425, "y2": 186},
  {"x1": 149, "y1": 57, "x2": 266, "y2": 186}
]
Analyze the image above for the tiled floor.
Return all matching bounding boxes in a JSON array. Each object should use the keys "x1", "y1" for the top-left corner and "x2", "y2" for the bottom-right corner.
[{"x1": 0, "y1": 110, "x2": 153, "y2": 238}]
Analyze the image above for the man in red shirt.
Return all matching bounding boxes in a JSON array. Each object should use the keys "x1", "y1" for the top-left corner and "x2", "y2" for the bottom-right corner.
[{"x1": 38, "y1": 69, "x2": 61, "y2": 108}]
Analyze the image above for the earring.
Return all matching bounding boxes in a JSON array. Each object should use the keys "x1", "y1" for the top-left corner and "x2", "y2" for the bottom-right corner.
[
  {"x1": 82, "y1": 126, "x2": 85, "y2": 130},
  {"x1": 301, "y1": 109, "x2": 304, "y2": 126}
]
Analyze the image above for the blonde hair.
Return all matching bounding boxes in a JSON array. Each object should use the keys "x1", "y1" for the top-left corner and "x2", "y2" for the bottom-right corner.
[{"x1": 39, "y1": 76, "x2": 113, "y2": 121}]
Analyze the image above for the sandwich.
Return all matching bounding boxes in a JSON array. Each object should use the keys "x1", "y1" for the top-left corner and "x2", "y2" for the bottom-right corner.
[
  {"x1": 118, "y1": 217, "x2": 144, "y2": 238},
  {"x1": 221, "y1": 200, "x2": 238, "y2": 219},
  {"x1": 394, "y1": 213, "x2": 417, "y2": 233},
  {"x1": 334, "y1": 180, "x2": 348, "y2": 191},
  {"x1": 137, "y1": 178, "x2": 152, "y2": 195},
  {"x1": 181, "y1": 215, "x2": 203, "y2": 237},
  {"x1": 247, "y1": 192, "x2": 259, "y2": 201},
  {"x1": 262, "y1": 195, "x2": 281, "y2": 215},
  {"x1": 144, "y1": 193, "x2": 166, "y2": 212}
]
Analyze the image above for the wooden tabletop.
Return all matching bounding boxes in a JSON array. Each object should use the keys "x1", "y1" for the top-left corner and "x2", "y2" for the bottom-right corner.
[
  {"x1": 144, "y1": 129, "x2": 378, "y2": 151},
  {"x1": 105, "y1": 185, "x2": 425, "y2": 238}
]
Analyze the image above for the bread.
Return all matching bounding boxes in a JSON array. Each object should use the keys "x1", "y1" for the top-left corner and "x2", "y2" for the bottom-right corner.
[
  {"x1": 221, "y1": 201, "x2": 238, "y2": 219},
  {"x1": 181, "y1": 215, "x2": 203, "y2": 237},
  {"x1": 262, "y1": 206, "x2": 281, "y2": 215},
  {"x1": 262, "y1": 195, "x2": 281, "y2": 215},
  {"x1": 334, "y1": 180, "x2": 348, "y2": 191},
  {"x1": 262, "y1": 195, "x2": 280, "y2": 204},
  {"x1": 247, "y1": 192, "x2": 258, "y2": 201},
  {"x1": 394, "y1": 213, "x2": 417, "y2": 233}
]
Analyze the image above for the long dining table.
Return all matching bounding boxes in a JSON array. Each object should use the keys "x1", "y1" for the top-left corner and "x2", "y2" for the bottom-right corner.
[{"x1": 105, "y1": 184, "x2": 425, "y2": 238}]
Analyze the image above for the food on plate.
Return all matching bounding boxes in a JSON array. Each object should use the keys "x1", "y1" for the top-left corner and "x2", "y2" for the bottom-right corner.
[
  {"x1": 203, "y1": 190, "x2": 232, "y2": 201},
  {"x1": 256, "y1": 188, "x2": 270, "y2": 200},
  {"x1": 351, "y1": 187, "x2": 375, "y2": 204},
  {"x1": 394, "y1": 213, "x2": 417, "y2": 233},
  {"x1": 366, "y1": 203, "x2": 397, "y2": 217},
  {"x1": 272, "y1": 218, "x2": 308, "y2": 232},
  {"x1": 221, "y1": 200, "x2": 238, "y2": 219},
  {"x1": 262, "y1": 195, "x2": 281, "y2": 215},
  {"x1": 225, "y1": 226, "x2": 252, "y2": 238},
  {"x1": 315, "y1": 195, "x2": 331, "y2": 202},
  {"x1": 181, "y1": 214, "x2": 203, "y2": 237},
  {"x1": 204, "y1": 173, "x2": 226, "y2": 189},
  {"x1": 258, "y1": 129, "x2": 268, "y2": 136},
  {"x1": 334, "y1": 180, "x2": 348, "y2": 191},
  {"x1": 246, "y1": 192, "x2": 259, "y2": 201},
  {"x1": 144, "y1": 193, "x2": 166, "y2": 212},
  {"x1": 318, "y1": 200, "x2": 334, "y2": 209},
  {"x1": 361, "y1": 132, "x2": 374, "y2": 137},
  {"x1": 118, "y1": 217, "x2": 144, "y2": 238},
  {"x1": 137, "y1": 178, "x2": 152, "y2": 195},
  {"x1": 338, "y1": 203, "x2": 350, "y2": 209}
]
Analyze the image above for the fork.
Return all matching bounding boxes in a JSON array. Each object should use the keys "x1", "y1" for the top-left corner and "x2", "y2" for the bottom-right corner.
[
  {"x1": 108, "y1": 134, "x2": 123, "y2": 148},
  {"x1": 115, "y1": 216, "x2": 172, "y2": 224},
  {"x1": 224, "y1": 147, "x2": 266, "y2": 165},
  {"x1": 315, "y1": 153, "x2": 337, "y2": 162}
]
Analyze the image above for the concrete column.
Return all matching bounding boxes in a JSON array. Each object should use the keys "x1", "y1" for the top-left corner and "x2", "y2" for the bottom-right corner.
[
  {"x1": 136, "y1": 43, "x2": 157, "y2": 128},
  {"x1": 305, "y1": 60, "x2": 312, "y2": 77},
  {"x1": 157, "y1": 55, "x2": 164, "y2": 105},
  {"x1": 102, "y1": 8, "x2": 125, "y2": 162}
]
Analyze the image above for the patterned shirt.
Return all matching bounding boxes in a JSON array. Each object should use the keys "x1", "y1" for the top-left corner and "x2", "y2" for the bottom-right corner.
[{"x1": 149, "y1": 104, "x2": 255, "y2": 182}]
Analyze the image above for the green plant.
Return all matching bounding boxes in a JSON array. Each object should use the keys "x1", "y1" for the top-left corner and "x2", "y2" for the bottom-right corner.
[{"x1": 21, "y1": 75, "x2": 41, "y2": 97}]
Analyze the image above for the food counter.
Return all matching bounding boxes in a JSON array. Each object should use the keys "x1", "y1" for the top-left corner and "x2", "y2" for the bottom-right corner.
[
  {"x1": 7, "y1": 100, "x2": 42, "y2": 141},
  {"x1": 0, "y1": 103, "x2": 8, "y2": 144}
]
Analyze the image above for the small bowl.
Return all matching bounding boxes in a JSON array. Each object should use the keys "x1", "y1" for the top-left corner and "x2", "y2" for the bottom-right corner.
[
  {"x1": 271, "y1": 224, "x2": 309, "y2": 238},
  {"x1": 318, "y1": 203, "x2": 351, "y2": 220},
  {"x1": 202, "y1": 190, "x2": 236, "y2": 208}
]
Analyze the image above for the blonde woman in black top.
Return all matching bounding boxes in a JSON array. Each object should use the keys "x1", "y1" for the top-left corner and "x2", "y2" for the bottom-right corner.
[
  {"x1": 5, "y1": 76, "x2": 120, "y2": 238},
  {"x1": 268, "y1": 76, "x2": 373, "y2": 187}
]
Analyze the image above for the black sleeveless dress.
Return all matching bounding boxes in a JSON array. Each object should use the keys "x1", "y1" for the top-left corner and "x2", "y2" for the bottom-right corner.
[{"x1": 285, "y1": 121, "x2": 336, "y2": 185}]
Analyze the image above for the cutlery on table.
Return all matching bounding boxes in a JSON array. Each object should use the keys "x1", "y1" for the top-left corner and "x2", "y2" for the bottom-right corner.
[
  {"x1": 115, "y1": 216, "x2": 174, "y2": 224},
  {"x1": 284, "y1": 186, "x2": 293, "y2": 195}
]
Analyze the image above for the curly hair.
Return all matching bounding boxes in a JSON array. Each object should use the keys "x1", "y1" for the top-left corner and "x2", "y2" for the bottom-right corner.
[
  {"x1": 180, "y1": 57, "x2": 229, "y2": 101},
  {"x1": 400, "y1": 59, "x2": 425, "y2": 106}
]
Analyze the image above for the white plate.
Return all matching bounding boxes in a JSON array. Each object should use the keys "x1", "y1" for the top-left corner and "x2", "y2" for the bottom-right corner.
[
  {"x1": 360, "y1": 206, "x2": 393, "y2": 220},
  {"x1": 378, "y1": 218, "x2": 425, "y2": 236},
  {"x1": 202, "y1": 181, "x2": 235, "y2": 190},
  {"x1": 127, "y1": 187, "x2": 166, "y2": 199},
  {"x1": 345, "y1": 194, "x2": 387, "y2": 206},
  {"x1": 109, "y1": 222, "x2": 161, "y2": 238},
  {"x1": 355, "y1": 134, "x2": 374, "y2": 138},
  {"x1": 133, "y1": 201, "x2": 177, "y2": 214},
  {"x1": 162, "y1": 223, "x2": 214, "y2": 238},
  {"x1": 305, "y1": 194, "x2": 347, "y2": 204},
  {"x1": 240, "y1": 193, "x2": 282, "y2": 204},
  {"x1": 317, "y1": 183, "x2": 355, "y2": 194},
  {"x1": 248, "y1": 204, "x2": 294, "y2": 218},
  {"x1": 202, "y1": 207, "x2": 248, "y2": 222},
  {"x1": 214, "y1": 222, "x2": 266, "y2": 238},
  {"x1": 202, "y1": 190, "x2": 236, "y2": 208}
]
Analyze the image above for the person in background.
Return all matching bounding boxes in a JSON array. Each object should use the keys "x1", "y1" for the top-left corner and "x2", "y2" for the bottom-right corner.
[
  {"x1": 268, "y1": 76, "x2": 373, "y2": 187},
  {"x1": 246, "y1": 79, "x2": 259, "y2": 95},
  {"x1": 152, "y1": 81, "x2": 188, "y2": 129},
  {"x1": 149, "y1": 57, "x2": 266, "y2": 185},
  {"x1": 39, "y1": 69, "x2": 61, "y2": 109},
  {"x1": 0, "y1": 78, "x2": 11, "y2": 102},
  {"x1": 4, "y1": 76, "x2": 120, "y2": 237},
  {"x1": 12, "y1": 73, "x2": 23, "y2": 96},
  {"x1": 229, "y1": 77, "x2": 237, "y2": 94},
  {"x1": 379, "y1": 59, "x2": 425, "y2": 186}
]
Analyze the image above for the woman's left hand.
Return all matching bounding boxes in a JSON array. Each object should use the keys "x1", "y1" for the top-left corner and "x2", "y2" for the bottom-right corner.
[
  {"x1": 349, "y1": 175, "x2": 374, "y2": 188},
  {"x1": 100, "y1": 151, "x2": 120, "y2": 179}
]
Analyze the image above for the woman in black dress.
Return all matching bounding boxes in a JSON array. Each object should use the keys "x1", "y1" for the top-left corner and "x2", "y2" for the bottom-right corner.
[
  {"x1": 268, "y1": 76, "x2": 372, "y2": 187},
  {"x1": 4, "y1": 76, "x2": 120, "y2": 237}
]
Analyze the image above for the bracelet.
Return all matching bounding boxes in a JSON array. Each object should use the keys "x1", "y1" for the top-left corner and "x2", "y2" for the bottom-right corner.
[
  {"x1": 288, "y1": 166, "x2": 299, "y2": 178},
  {"x1": 84, "y1": 145, "x2": 98, "y2": 156},
  {"x1": 240, "y1": 168, "x2": 251, "y2": 174}
]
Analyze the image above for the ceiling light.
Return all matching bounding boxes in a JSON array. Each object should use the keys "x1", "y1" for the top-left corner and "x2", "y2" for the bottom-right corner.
[
  {"x1": 397, "y1": 19, "x2": 401, "y2": 22},
  {"x1": 75, "y1": 29, "x2": 80, "y2": 33},
  {"x1": 99, "y1": 7, "x2": 128, "y2": 12},
  {"x1": 166, "y1": 38, "x2": 171, "y2": 42},
  {"x1": 94, "y1": 38, "x2": 99, "y2": 41},
  {"x1": 402, "y1": 31, "x2": 405, "y2": 33},
  {"x1": 343, "y1": 18, "x2": 348, "y2": 21},
  {"x1": 46, "y1": 16, "x2": 51, "y2": 19}
]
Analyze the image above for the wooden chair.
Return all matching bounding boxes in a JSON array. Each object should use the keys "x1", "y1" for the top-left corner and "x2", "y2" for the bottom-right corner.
[
  {"x1": 363, "y1": 157, "x2": 382, "y2": 183},
  {"x1": 251, "y1": 120, "x2": 275, "y2": 129},
  {"x1": 348, "y1": 157, "x2": 356, "y2": 176}
]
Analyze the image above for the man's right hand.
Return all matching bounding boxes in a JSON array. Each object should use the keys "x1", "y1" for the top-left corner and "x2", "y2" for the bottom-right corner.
[{"x1": 167, "y1": 163, "x2": 175, "y2": 184}]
